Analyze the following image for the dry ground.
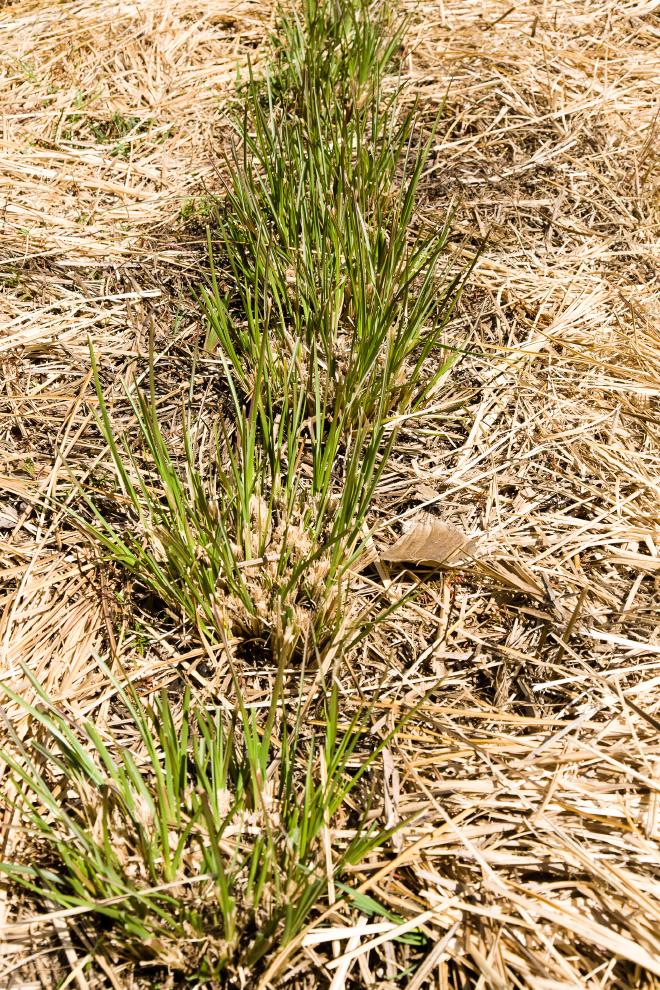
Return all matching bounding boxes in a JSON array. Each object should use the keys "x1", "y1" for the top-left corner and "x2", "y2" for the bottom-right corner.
[{"x1": 1, "y1": 0, "x2": 659, "y2": 987}]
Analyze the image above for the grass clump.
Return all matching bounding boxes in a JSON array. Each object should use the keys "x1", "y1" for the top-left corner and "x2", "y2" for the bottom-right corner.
[
  {"x1": 207, "y1": 0, "x2": 462, "y2": 426},
  {"x1": 1, "y1": 667, "x2": 401, "y2": 979},
  {"x1": 76, "y1": 0, "x2": 468, "y2": 661}
]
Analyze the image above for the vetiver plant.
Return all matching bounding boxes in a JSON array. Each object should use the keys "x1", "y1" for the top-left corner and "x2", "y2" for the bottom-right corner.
[
  {"x1": 1, "y1": 665, "x2": 408, "y2": 978},
  {"x1": 72, "y1": 0, "x2": 469, "y2": 662}
]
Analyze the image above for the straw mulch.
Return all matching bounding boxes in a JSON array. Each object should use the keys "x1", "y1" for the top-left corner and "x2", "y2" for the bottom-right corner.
[{"x1": 1, "y1": 0, "x2": 659, "y2": 987}]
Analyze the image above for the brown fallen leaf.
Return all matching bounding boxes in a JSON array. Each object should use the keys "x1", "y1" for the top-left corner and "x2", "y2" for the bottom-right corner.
[
  {"x1": 380, "y1": 512, "x2": 476, "y2": 566},
  {"x1": 0, "y1": 501, "x2": 19, "y2": 530}
]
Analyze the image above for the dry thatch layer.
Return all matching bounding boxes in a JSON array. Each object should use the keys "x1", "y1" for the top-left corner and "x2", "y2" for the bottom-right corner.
[{"x1": 1, "y1": 0, "x2": 659, "y2": 987}]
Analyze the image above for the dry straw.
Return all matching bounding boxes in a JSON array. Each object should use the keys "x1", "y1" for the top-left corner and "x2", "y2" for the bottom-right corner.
[{"x1": 1, "y1": 0, "x2": 659, "y2": 986}]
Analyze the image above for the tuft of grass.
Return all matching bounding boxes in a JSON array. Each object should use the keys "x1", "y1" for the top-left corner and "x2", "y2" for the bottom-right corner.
[
  {"x1": 1, "y1": 664, "x2": 407, "y2": 979},
  {"x1": 206, "y1": 0, "x2": 464, "y2": 428},
  {"x1": 72, "y1": 0, "x2": 470, "y2": 660}
]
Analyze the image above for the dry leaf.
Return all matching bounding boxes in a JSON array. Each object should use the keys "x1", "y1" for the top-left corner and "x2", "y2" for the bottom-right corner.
[
  {"x1": 0, "y1": 502, "x2": 19, "y2": 530},
  {"x1": 380, "y1": 513, "x2": 475, "y2": 566},
  {"x1": 415, "y1": 483, "x2": 438, "y2": 501}
]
